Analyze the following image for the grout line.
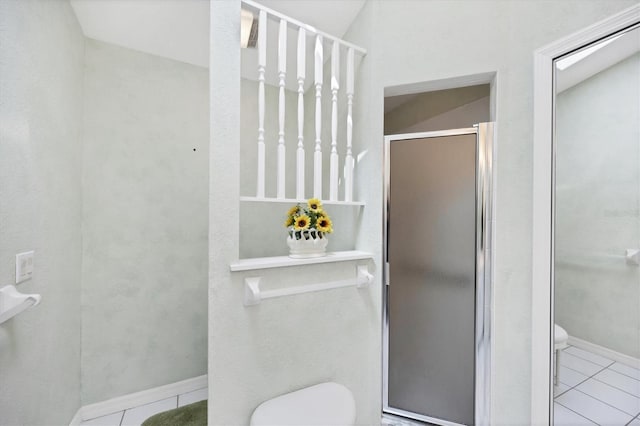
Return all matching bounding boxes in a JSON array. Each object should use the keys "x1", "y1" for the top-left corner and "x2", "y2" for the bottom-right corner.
[
  {"x1": 591, "y1": 374, "x2": 640, "y2": 399},
  {"x1": 561, "y1": 352, "x2": 612, "y2": 376},
  {"x1": 118, "y1": 410, "x2": 124, "y2": 426},
  {"x1": 557, "y1": 347, "x2": 640, "y2": 425},
  {"x1": 555, "y1": 401, "x2": 599, "y2": 425},
  {"x1": 554, "y1": 386, "x2": 572, "y2": 398},
  {"x1": 625, "y1": 413, "x2": 640, "y2": 426},
  {"x1": 610, "y1": 363, "x2": 640, "y2": 382},
  {"x1": 573, "y1": 387, "x2": 638, "y2": 418},
  {"x1": 565, "y1": 347, "x2": 615, "y2": 369},
  {"x1": 558, "y1": 364, "x2": 601, "y2": 388}
]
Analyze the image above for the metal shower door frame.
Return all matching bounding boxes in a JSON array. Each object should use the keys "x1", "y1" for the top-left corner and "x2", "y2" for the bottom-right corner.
[{"x1": 382, "y1": 123, "x2": 494, "y2": 426}]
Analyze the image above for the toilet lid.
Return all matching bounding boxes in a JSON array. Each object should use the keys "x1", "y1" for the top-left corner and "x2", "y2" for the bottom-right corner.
[{"x1": 250, "y1": 382, "x2": 356, "y2": 426}]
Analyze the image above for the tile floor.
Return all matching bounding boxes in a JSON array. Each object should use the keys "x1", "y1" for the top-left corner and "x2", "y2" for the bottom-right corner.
[
  {"x1": 79, "y1": 350, "x2": 639, "y2": 426},
  {"x1": 79, "y1": 387, "x2": 208, "y2": 426},
  {"x1": 554, "y1": 345, "x2": 640, "y2": 426}
]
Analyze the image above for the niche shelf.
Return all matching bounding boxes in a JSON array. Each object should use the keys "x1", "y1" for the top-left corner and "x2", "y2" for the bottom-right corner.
[
  {"x1": 229, "y1": 250, "x2": 374, "y2": 272},
  {"x1": 240, "y1": 196, "x2": 365, "y2": 207}
]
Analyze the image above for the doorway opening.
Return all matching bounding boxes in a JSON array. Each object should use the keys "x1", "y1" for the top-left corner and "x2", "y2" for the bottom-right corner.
[{"x1": 382, "y1": 77, "x2": 495, "y2": 426}]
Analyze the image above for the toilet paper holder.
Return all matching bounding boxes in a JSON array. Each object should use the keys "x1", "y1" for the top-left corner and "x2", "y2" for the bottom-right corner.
[{"x1": 0, "y1": 285, "x2": 41, "y2": 325}]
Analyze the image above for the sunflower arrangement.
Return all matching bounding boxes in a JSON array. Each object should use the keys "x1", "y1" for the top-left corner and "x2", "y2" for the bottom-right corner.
[{"x1": 285, "y1": 198, "x2": 333, "y2": 240}]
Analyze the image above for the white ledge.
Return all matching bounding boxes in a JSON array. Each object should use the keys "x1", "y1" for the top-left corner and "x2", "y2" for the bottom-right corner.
[
  {"x1": 230, "y1": 250, "x2": 374, "y2": 272},
  {"x1": 240, "y1": 196, "x2": 365, "y2": 206}
]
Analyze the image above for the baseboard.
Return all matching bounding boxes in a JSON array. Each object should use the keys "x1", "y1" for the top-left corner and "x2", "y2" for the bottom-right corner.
[
  {"x1": 68, "y1": 408, "x2": 83, "y2": 426},
  {"x1": 77, "y1": 374, "x2": 207, "y2": 423},
  {"x1": 568, "y1": 336, "x2": 640, "y2": 369}
]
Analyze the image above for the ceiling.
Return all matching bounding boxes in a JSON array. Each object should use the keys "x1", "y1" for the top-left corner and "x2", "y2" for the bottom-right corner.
[{"x1": 69, "y1": 0, "x2": 366, "y2": 81}]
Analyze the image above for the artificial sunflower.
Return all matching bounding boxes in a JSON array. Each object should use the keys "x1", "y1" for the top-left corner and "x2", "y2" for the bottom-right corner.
[
  {"x1": 293, "y1": 215, "x2": 311, "y2": 231},
  {"x1": 284, "y1": 198, "x2": 333, "y2": 240},
  {"x1": 307, "y1": 198, "x2": 322, "y2": 213},
  {"x1": 316, "y1": 216, "x2": 333, "y2": 233}
]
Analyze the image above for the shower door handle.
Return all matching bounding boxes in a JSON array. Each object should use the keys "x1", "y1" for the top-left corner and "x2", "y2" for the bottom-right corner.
[
  {"x1": 385, "y1": 198, "x2": 390, "y2": 286},
  {"x1": 385, "y1": 263, "x2": 390, "y2": 286}
]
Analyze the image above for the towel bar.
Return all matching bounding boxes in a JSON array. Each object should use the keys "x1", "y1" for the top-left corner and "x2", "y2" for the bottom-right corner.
[{"x1": 244, "y1": 265, "x2": 373, "y2": 306}]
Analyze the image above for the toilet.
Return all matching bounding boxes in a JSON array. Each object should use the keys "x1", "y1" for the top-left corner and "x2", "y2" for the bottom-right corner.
[
  {"x1": 554, "y1": 324, "x2": 569, "y2": 385},
  {"x1": 250, "y1": 382, "x2": 356, "y2": 426}
]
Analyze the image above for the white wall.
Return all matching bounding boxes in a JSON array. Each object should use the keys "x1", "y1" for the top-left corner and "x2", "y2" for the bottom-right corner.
[
  {"x1": 0, "y1": 0, "x2": 84, "y2": 424},
  {"x1": 81, "y1": 39, "x2": 209, "y2": 404},
  {"x1": 210, "y1": 1, "x2": 637, "y2": 424},
  {"x1": 210, "y1": 1, "x2": 381, "y2": 424},
  {"x1": 346, "y1": 1, "x2": 637, "y2": 424},
  {"x1": 555, "y1": 53, "x2": 640, "y2": 358}
]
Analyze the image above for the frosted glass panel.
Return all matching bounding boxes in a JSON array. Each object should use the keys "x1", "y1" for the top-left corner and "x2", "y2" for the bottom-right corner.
[{"x1": 388, "y1": 134, "x2": 477, "y2": 426}]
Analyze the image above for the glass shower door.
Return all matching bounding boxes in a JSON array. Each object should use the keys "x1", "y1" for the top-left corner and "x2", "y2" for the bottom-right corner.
[{"x1": 383, "y1": 125, "x2": 493, "y2": 426}]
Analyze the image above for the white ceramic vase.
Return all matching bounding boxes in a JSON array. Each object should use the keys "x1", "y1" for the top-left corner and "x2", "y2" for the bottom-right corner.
[{"x1": 287, "y1": 230, "x2": 328, "y2": 258}]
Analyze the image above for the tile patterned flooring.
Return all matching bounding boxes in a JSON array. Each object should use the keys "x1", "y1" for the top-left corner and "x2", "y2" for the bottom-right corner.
[
  {"x1": 555, "y1": 345, "x2": 640, "y2": 426},
  {"x1": 80, "y1": 347, "x2": 639, "y2": 426},
  {"x1": 79, "y1": 387, "x2": 207, "y2": 426}
]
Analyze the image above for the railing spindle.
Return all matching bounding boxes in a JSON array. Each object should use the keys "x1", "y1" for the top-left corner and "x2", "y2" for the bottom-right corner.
[
  {"x1": 329, "y1": 41, "x2": 340, "y2": 201},
  {"x1": 277, "y1": 19, "x2": 287, "y2": 199},
  {"x1": 256, "y1": 10, "x2": 267, "y2": 198},
  {"x1": 313, "y1": 35, "x2": 323, "y2": 199},
  {"x1": 296, "y1": 28, "x2": 306, "y2": 200},
  {"x1": 344, "y1": 48, "x2": 355, "y2": 202}
]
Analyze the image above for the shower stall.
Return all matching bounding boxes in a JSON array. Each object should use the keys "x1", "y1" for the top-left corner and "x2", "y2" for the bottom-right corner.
[{"x1": 383, "y1": 123, "x2": 493, "y2": 426}]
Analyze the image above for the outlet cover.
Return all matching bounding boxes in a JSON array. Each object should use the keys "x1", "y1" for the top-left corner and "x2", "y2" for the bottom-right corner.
[{"x1": 16, "y1": 251, "x2": 34, "y2": 284}]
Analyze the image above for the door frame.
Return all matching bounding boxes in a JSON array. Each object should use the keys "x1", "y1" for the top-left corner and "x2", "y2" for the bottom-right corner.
[
  {"x1": 530, "y1": 4, "x2": 640, "y2": 425},
  {"x1": 382, "y1": 123, "x2": 495, "y2": 426}
]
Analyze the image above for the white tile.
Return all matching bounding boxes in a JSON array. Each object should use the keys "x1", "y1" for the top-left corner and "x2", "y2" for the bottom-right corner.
[
  {"x1": 560, "y1": 352, "x2": 606, "y2": 377},
  {"x1": 559, "y1": 365, "x2": 590, "y2": 387},
  {"x1": 564, "y1": 346, "x2": 615, "y2": 367},
  {"x1": 555, "y1": 382, "x2": 571, "y2": 397},
  {"x1": 553, "y1": 402, "x2": 596, "y2": 425},
  {"x1": 556, "y1": 390, "x2": 633, "y2": 425},
  {"x1": 595, "y1": 369, "x2": 640, "y2": 397},
  {"x1": 628, "y1": 416, "x2": 640, "y2": 426},
  {"x1": 81, "y1": 411, "x2": 124, "y2": 426},
  {"x1": 576, "y1": 379, "x2": 640, "y2": 416},
  {"x1": 609, "y1": 363, "x2": 640, "y2": 381},
  {"x1": 121, "y1": 397, "x2": 177, "y2": 426},
  {"x1": 178, "y1": 387, "x2": 208, "y2": 407}
]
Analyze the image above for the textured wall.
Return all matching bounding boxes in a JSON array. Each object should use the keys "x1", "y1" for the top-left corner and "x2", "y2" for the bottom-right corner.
[
  {"x1": 0, "y1": 0, "x2": 84, "y2": 424},
  {"x1": 349, "y1": 1, "x2": 637, "y2": 424},
  {"x1": 555, "y1": 53, "x2": 640, "y2": 358},
  {"x1": 213, "y1": 1, "x2": 637, "y2": 425},
  {"x1": 210, "y1": 1, "x2": 381, "y2": 424},
  {"x1": 81, "y1": 39, "x2": 209, "y2": 404}
]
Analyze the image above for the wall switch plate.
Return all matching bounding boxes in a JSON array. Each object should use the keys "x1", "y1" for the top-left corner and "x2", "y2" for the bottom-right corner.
[{"x1": 16, "y1": 251, "x2": 35, "y2": 284}]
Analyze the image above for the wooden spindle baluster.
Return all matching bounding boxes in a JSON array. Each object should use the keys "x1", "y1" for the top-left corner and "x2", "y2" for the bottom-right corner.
[
  {"x1": 313, "y1": 35, "x2": 323, "y2": 200},
  {"x1": 256, "y1": 10, "x2": 267, "y2": 198},
  {"x1": 277, "y1": 19, "x2": 287, "y2": 199},
  {"x1": 344, "y1": 47, "x2": 355, "y2": 202},
  {"x1": 330, "y1": 41, "x2": 340, "y2": 201},
  {"x1": 296, "y1": 28, "x2": 306, "y2": 200}
]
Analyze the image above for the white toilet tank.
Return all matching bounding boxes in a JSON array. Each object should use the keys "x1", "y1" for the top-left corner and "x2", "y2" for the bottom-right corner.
[{"x1": 250, "y1": 382, "x2": 356, "y2": 426}]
